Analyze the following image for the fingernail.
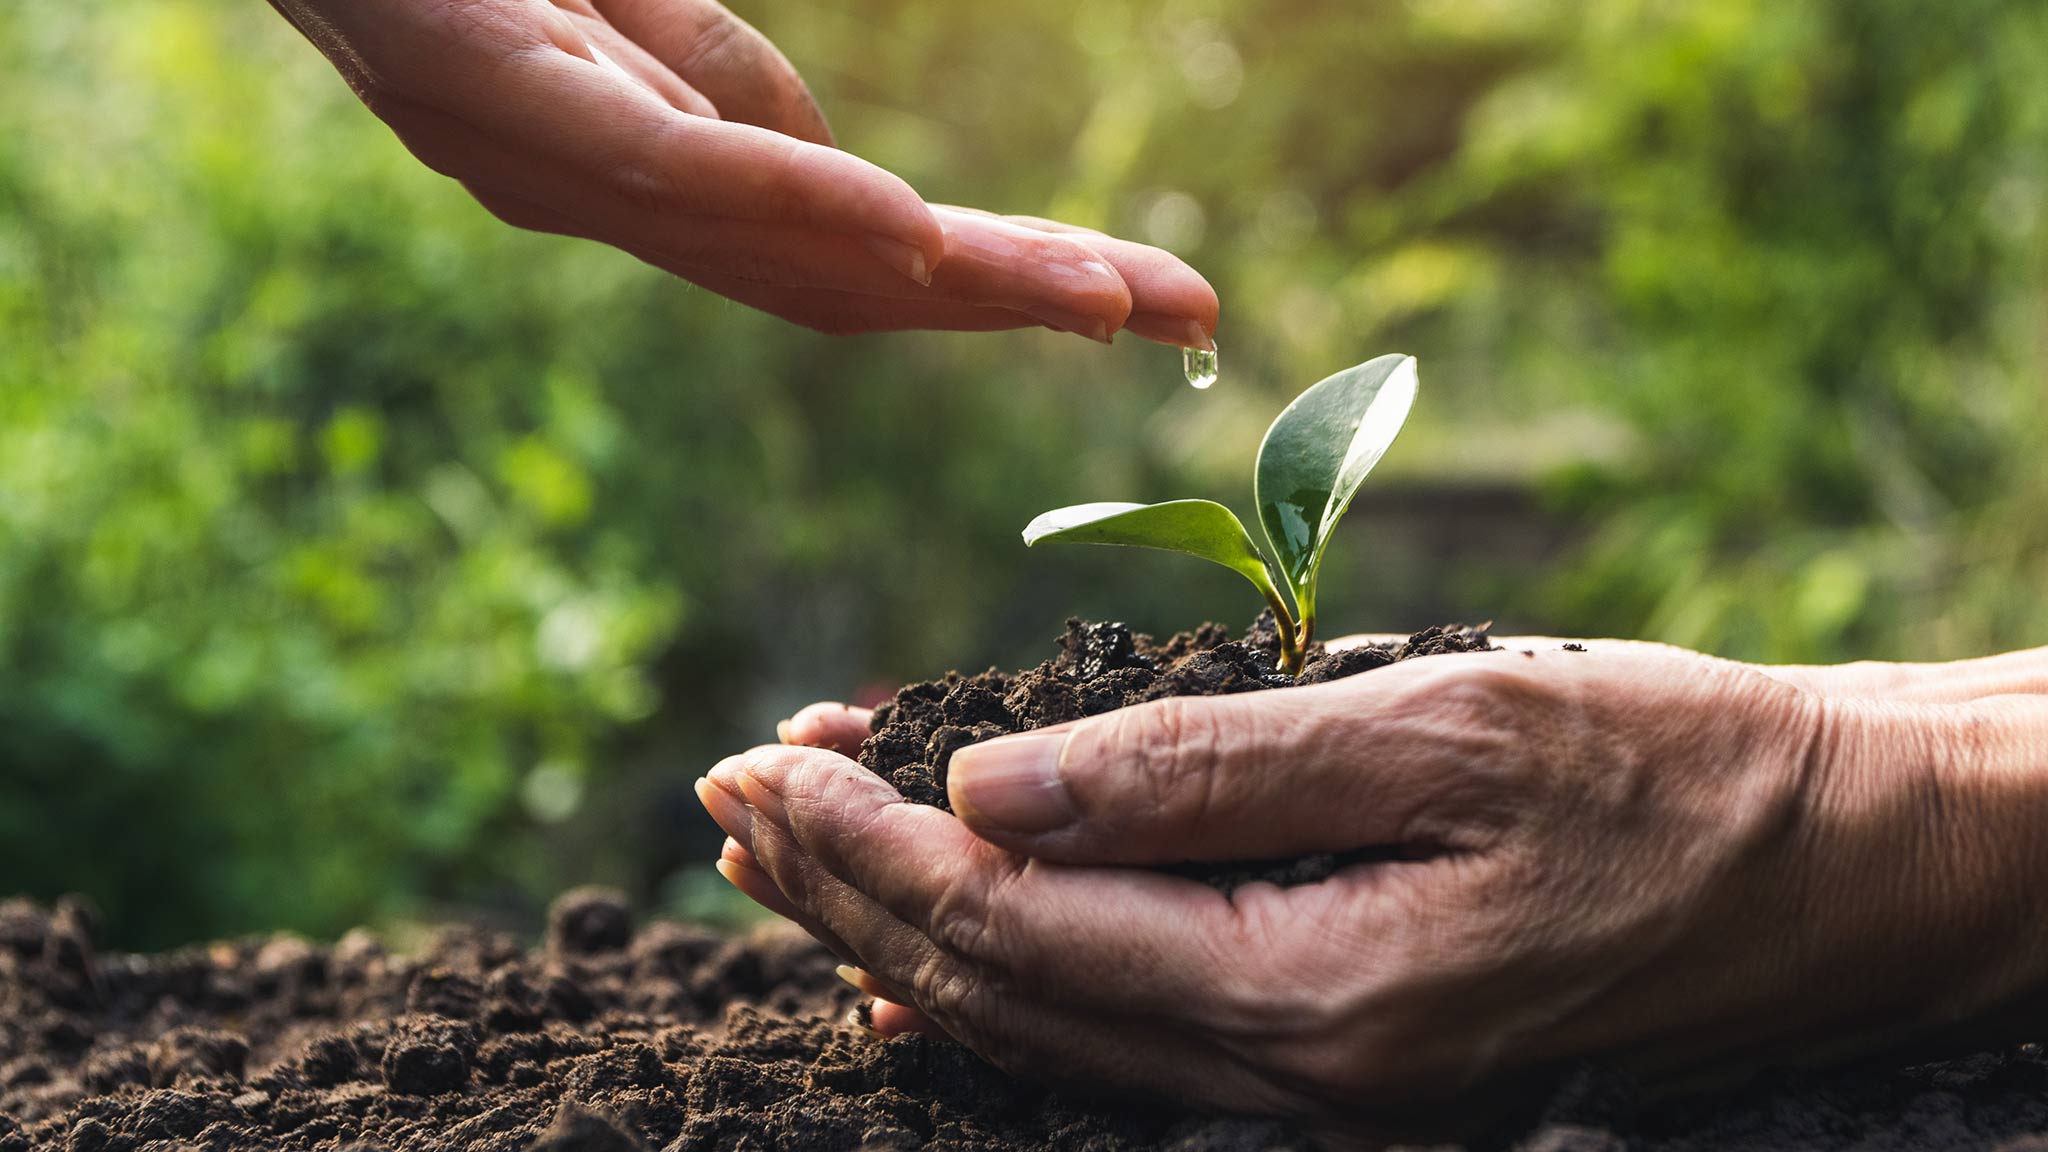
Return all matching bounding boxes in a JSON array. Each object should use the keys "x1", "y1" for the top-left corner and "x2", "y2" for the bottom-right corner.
[
  {"x1": 947, "y1": 732, "x2": 1074, "y2": 834},
  {"x1": 835, "y1": 964, "x2": 893, "y2": 999},
  {"x1": 1030, "y1": 309, "x2": 1114, "y2": 345},
  {"x1": 695, "y1": 776, "x2": 754, "y2": 848},
  {"x1": 1184, "y1": 319, "x2": 1217, "y2": 352},
  {"x1": 862, "y1": 234, "x2": 932, "y2": 286},
  {"x1": 776, "y1": 719, "x2": 795, "y2": 745},
  {"x1": 733, "y1": 770, "x2": 792, "y2": 831},
  {"x1": 716, "y1": 858, "x2": 796, "y2": 919},
  {"x1": 846, "y1": 1003, "x2": 884, "y2": 1041}
]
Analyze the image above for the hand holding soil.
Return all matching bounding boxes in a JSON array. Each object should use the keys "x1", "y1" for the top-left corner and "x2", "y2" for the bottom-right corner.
[
  {"x1": 699, "y1": 636, "x2": 2048, "y2": 1133},
  {"x1": 267, "y1": 0, "x2": 1219, "y2": 344}
]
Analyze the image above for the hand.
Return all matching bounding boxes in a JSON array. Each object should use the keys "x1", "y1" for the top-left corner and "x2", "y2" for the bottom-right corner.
[
  {"x1": 698, "y1": 640, "x2": 2048, "y2": 1132},
  {"x1": 269, "y1": 0, "x2": 1218, "y2": 344}
]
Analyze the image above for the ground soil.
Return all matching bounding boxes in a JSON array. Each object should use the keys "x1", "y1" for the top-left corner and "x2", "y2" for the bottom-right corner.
[
  {"x1": 860, "y1": 616, "x2": 1498, "y2": 890},
  {"x1": 0, "y1": 892, "x2": 1307, "y2": 1151},
  {"x1": 8, "y1": 891, "x2": 2048, "y2": 1150}
]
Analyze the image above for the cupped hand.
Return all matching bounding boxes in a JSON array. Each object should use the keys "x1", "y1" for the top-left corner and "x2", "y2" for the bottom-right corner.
[
  {"x1": 700, "y1": 640, "x2": 2048, "y2": 1130},
  {"x1": 270, "y1": 0, "x2": 1217, "y2": 344}
]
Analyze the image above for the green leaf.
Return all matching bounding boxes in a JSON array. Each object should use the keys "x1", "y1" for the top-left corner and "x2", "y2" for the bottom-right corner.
[
  {"x1": 1254, "y1": 354, "x2": 1418, "y2": 621},
  {"x1": 1022, "y1": 499, "x2": 1277, "y2": 592}
]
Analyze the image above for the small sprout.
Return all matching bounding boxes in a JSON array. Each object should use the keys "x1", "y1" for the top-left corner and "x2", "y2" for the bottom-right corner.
[{"x1": 1022, "y1": 354, "x2": 1418, "y2": 676}]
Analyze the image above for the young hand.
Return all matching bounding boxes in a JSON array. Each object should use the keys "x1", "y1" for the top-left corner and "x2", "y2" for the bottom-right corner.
[
  {"x1": 701, "y1": 641, "x2": 2048, "y2": 1129},
  {"x1": 268, "y1": 0, "x2": 1218, "y2": 344}
]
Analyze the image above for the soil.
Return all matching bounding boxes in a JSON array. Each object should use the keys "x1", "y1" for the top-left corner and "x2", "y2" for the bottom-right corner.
[
  {"x1": 859, "y1": 616, "x2": 1498, "y2": 890},
  {"x1": 0, "y1": 892, "x2": 1309, "y2": 1151},
  {"x1": 9, "y1": 893, "x2": 2048, "y2": 1152}
]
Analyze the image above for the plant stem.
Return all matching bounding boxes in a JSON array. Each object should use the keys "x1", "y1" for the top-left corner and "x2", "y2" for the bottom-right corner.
[
  {"x1": 1276, "y1": 621, "x2": 1304, "y2": 676},
  {"x1": 1250, "y1": 567, "x2": 1305, "y2": 675}
]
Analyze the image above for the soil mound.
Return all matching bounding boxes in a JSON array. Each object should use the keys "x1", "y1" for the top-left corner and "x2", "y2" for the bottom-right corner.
[{"x1": 4, "y1": 893, "x2": 2048, "y2": 1150}]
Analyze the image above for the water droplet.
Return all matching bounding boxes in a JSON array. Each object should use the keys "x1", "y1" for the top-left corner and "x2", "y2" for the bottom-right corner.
[{"x1": 1183, "y1": 344, "x2": 1218, "y2": 390}]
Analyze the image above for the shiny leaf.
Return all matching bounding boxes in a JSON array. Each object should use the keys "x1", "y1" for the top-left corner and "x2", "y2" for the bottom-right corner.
[
  {"x1": 1254, "y1": 354, "x2": 1418, "y2": 618},
  {"x1": 1022, "y1": 500, "x2": 1276, "y2": 592}
]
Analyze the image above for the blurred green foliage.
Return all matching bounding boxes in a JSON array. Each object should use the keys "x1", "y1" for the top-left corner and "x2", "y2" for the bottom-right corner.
[{"x1": 1, "y1": 0, "x2": 2043, "y2": 947}]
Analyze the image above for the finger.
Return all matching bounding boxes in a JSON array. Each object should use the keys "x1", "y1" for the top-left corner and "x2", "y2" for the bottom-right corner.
[
  {"x1": 713, "y1": 835, "x2": 805, "y2": 922},
  {"x1": 700, "y1": 787, "x2": 864, "y2": 962},
  {"x1": 463, "y1": 182, "x2": 597, "y2": 239},
  {"x1": 680, "y1": 270, "x2": 1047, "y2": 336},
  {"x1": 933, "y1": 206, "x2": 1217, "y2": 347},
  {"x1": 676, "y1": 219, "x2": 1129, "y2": 322},
  {"x1": 931, "y1": 212, "x2": 1133, "y2": 341},
  {"x1": 562, "y1": 9, "x2": 718, "y2": 116},
  {"x1": 780, "y1": 702, "x2": 875, "y2": 759},
  {"x1": 712, "y1": 746, "x2": 1284, "y2": 1017},
  {"x1": 944, "y1": 660, "x2": 1518, "y2": 864},
  {"x1": 371, "y1": 23, "x2": 943, "y2": 278},
  {"x1": 588, "y1": 0, "x2": 834, "y2": 144}
]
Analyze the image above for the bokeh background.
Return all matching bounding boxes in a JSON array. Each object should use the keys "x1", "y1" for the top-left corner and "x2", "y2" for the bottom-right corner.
[{"x1": 4, "y1": 0, "x2": 2045, "y2": 949}]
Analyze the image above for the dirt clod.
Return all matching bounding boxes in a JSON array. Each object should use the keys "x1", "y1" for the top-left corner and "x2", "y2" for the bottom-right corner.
[{"x1": 548, "y1": 888, "x2": 635, "y2": 957}]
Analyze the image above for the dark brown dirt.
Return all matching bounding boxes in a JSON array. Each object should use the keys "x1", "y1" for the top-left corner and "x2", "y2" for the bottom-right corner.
[
  {"x1": 0, "y1": 892, "x2": 1304, "y2": 1151},
  {"x1": 859, "y1": 616, "x2": 1498, "y2": 890},
  {"x1": 8, "y1": 893, "x2": 2048, "y2": 1151}
]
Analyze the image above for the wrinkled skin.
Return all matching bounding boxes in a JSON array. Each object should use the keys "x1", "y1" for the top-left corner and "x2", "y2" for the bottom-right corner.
[
  {"x1": 698, "y1": 637, "x2": 2048, "y2": 1141},
  {"x1": 268, "y1": 0, "x2": 1218, "y2": 344}
]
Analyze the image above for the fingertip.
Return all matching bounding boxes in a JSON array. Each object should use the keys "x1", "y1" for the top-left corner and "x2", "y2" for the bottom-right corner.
[
  {"x1": 706, "y1": 753, "x2": 748, "y2": 795},
  {"x1": 697, "y1": 777, "x2": 754, "y2": 848},
  {"x1": 867, "y1": 998, "x2": 950, "y2": 1039},
  {"x1": 715, "y1": 856, "x2": 802, "y2": 921},
  {"x1": 785, "y1": 702, "x2": 876, "y2": 756},
  {"x1": 1124, "y1": 311, "x2": 1220, "y2": 351}
]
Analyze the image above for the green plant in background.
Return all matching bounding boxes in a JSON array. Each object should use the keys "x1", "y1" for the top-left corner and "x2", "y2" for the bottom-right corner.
[
  {"x1": 1025, "y1": 355, "x2": 1416, "y2": 674},
  {"x1": 5, "y1": 0, "x2": 2047, "y2": 948}
]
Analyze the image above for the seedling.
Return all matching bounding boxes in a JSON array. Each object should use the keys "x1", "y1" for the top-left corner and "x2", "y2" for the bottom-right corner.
[{"x1": 1023, "y1": 354, "x2": 1417, "y2": 676}]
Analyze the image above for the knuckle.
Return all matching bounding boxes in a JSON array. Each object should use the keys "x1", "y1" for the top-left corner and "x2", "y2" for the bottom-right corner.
[
  {"x1": 597, "y1": 142, "x2": 686, "y2": 215},
  {"x1": 925, "y1": 859, "x2": 1020, "y2": 967},
  {"x1": 1430, "y1": 663, "x2": 1526, "y2": 724},
  {"x1": 1205, "y1": 937, "x2": 1341, "y2": 1038},
  {"x1": 676, "y1": 8, "x2": 752, "y2": 77},
  {"x1": 1108, "y1": 698, "x2": 1229, "y2": 824},
  {"x1": 912, "y1": 954, "x2": 992, "y2": 1037},
  {"x1": 417, "y1": 0, "x2": 523, "y2": 52}
]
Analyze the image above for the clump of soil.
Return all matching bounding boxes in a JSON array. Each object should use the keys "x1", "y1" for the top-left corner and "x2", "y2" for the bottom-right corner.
[
  {"x1": 859, "y1": 616, "x2": 1497, "y2": 889},
  {"x1": 8, "y1": 894, "x2": 2048, "y2": 1151}
]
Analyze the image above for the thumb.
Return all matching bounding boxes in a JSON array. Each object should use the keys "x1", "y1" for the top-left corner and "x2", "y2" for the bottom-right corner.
[{"x1": 943, "y1": 674, "x2": 1467, "y2": 866}]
